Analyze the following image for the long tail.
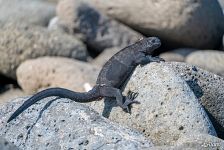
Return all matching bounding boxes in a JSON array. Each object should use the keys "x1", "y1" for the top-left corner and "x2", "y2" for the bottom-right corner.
[{"x1": 7, "y1": 86, "x2": 101, "y2": 123}]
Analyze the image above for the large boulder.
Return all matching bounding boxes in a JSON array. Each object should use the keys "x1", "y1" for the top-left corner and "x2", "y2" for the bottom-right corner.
[
  {"x1": 0, "y1": 98, "x2": 153, "y2": 149},
  {"x1": 83, "y1": 0, "x2": 224, "y2": 49},
  {"x1": 87, "y1": 62, "x2": 216, "y2": 145},
  {"x1": 57, "y1": 0, "x2": 143, "y2": 52},
  {"x1": 168, "y1": 62, "x2": 224, "y2": 139},
  {"x1": 0, "y1": 23, "x2": 87, "y2": 79},
  {"x1": 0, "y1": 0, "x2": 55, "y2": 26},
  {"x1": 16, "y1": 57, "x2": 100, "y2": 93}
]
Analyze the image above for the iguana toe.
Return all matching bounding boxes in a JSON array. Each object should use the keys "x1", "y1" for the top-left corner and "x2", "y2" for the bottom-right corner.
[
  {"x1": 119, "y1": 91, "x2": 140, "y2": 113},
  {"x1": 121, "y1": 99, "x2": 140, "y2": 113}
]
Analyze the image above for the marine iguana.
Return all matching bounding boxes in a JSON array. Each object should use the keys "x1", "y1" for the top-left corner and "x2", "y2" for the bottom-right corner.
[{"x1": 7, "y1": 37, "x2": 163, "y2": 123}]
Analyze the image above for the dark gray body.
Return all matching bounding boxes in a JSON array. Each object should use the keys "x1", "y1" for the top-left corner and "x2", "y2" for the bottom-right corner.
[
  {"x1": 96, "y1": 48, "x2": 136, "y2": 87},
  {"x1": 7, "y1": 37, "x2": 162, "y2": 123}
]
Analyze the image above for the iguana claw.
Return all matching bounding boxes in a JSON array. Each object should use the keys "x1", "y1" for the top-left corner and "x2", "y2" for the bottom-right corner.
[{"x1": 121, "y1": 91, "x2": 140, "y2": 113}]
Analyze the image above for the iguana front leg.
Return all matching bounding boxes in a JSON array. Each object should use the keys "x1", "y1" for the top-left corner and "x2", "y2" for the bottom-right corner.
[
  {"x1": 135, "y1": 53, "x2": 164, "y2": 66},
  {"x1": 147, "y1": 56, "x2": 165, "y2": 62}
]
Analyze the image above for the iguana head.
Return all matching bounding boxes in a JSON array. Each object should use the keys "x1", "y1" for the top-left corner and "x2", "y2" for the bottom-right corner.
[{"x1": 138, "y1": 37, "x2": 161, "y2": 54}]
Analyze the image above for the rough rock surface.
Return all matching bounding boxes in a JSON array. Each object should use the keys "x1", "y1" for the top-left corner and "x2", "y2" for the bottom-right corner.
[
  {"x1": 0, "y1": 98, "x2": 153, "y2": 149},
  {"x1": 0, "y1": 137, "x2": 18, "y2": 150},
  {"x1": 17, "y1": 57, "x2": 100, "y2": 93},
  {"x1": 168, "y1": 62, "x2": 224, "y2": 139},
  {"x1": 0, "y1": 0, "x2": 55, "y2": 26},
  {"x1": 186, "y1": 50, "x2": 224, "y2": 76},
  {"x1": 175, "y1": 134, "x2": 224, "y2": 149},
  {"x1": 0, "y1": 23, "x2": 87, "y2": 79},
  {"x1": 87, "y1": 62, "x2": 216, "y2": 146},
  {"x1": 92, "y1": 47, "x2": 120, "y2": 67},
  {"x1": 156, "y1": 134, "x2": 224, "y2": 149},
  {"x1": 84, "y1": 0, "x2": 224, "y2": 49},
  {"x1": 57, "y1": 0, "x2": 143, "y2": 52}
]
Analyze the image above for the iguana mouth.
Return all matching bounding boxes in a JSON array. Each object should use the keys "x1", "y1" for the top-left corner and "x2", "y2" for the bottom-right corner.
[
  {"x1": 144, "y1": 37, "x2": 161, "y2": 53},
  {"x1": 150, "y1": 37, "x2": 161, "y2": 48}
]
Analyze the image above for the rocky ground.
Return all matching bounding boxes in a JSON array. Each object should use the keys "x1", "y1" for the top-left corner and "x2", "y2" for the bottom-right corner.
[{"x1": 0, "y1": 0, "x2": 224, "y2": 149}]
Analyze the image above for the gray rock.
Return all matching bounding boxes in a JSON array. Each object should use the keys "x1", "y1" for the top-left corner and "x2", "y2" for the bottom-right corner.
[
  {"x1": 0, "y1": 0, "x2": 55, "y2": 26},
  {"x1": 160, "y1": 52, "x2": 185, "y2": 62},
  {"x1": 31, "y1": 0, "x2": 59, "y2": 3},
  {"x1": 175, "y1": 133, "x2": 224, "y2": 150},
  {"x1": 155, "y1": 134, "x2": 224, "y2": 149},
  {"x1": 186, "y1": 50, "x2": 224, "y2": 76},
  {"x1": 16, "y1": 57, "x2": 100, "y2": 94},
  {"x1": 0, "y1": 136, "x2": 18, "y2": 150},
  {"x1": 0, "y1": 97, "x2": 153, "y2": 149},
  {"x1": 0, "y1": 23, "x2": 87, "y2": 79},
  {"x1": 57, "y1": 0, "x2": 143, "y2": 52},
  {"x1": 172, "y1": 48, "x2": 199, "y2": 57},
  {"x1": 0, "y1": 88, "x2": 25, "y2": 106},
  {"x1": 92, "y1": 47, "x2": 120, "y2": 67},
  {"x1": 159, "y1": 48, "x2": 197, "y2": 62},
  {"x1": 83, "y1": 0, "x2": 224, "y2": 49},
  {"x1": 87, "y1": 62, "x2": 216, "y2": 146},
  {"x1": 43, "y1": 0, "x2": 59, "y2": 3},
  {"x1": 168, "y1": 62, "x2": 224, "y2": 139},
  {"x1": 218, "y1": 0, "x2": 224, "y2": 9}
]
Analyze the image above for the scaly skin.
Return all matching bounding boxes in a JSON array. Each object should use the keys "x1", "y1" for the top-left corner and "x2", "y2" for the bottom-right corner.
[{"x1": 7, "y1": 37, "x2": 163, "y2": 123}]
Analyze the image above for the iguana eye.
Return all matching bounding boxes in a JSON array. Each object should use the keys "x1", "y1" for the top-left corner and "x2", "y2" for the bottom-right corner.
[{"x1": 151, "y1": 39, "x2": 156, "y2": 43}]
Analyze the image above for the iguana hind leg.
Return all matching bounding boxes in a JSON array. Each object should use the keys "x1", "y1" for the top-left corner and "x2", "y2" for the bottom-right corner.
[
  {"x1": 100, "y1": 86, "x2": 139, "y2": 112},
  {"x1": 100, "y1": 86, "x2": 124, "y2": 108}
]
